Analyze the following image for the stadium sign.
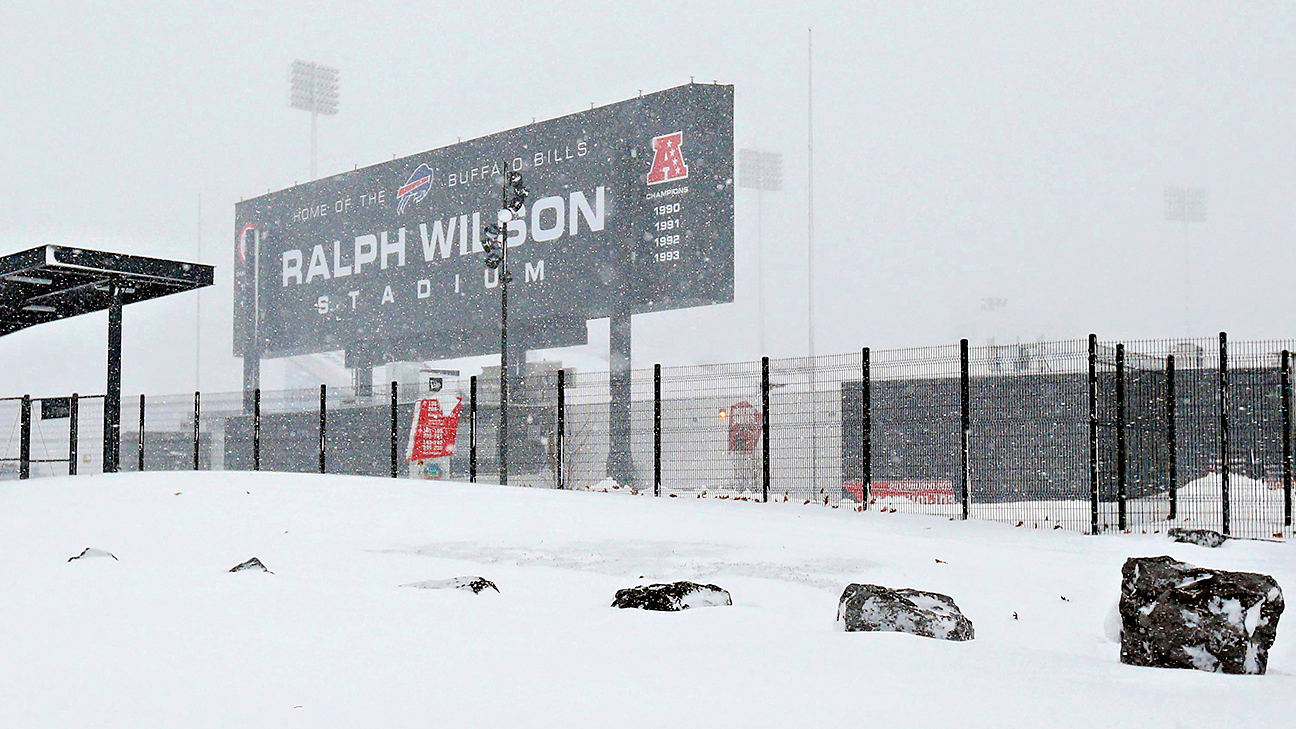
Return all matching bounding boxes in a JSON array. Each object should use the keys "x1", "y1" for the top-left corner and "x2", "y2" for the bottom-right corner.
[{"x1": 234, "y1": 83, "x2": 734, "y2": 362}]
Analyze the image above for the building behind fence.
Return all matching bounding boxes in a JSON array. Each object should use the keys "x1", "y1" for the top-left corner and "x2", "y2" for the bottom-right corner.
[{"x1": 3, "y1": 334, "x2": 1293, "y2": 540}]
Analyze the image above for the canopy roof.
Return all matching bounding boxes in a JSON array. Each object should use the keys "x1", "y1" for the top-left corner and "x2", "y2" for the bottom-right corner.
[{"x1": 0, "y1": 245, "x2": 214, "y2": 336}]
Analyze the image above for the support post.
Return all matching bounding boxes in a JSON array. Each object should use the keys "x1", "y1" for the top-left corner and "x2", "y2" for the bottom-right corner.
[
  {"x1": 654, "y1": 363, "x2": 662, "y2": 498},
  {"x1": 103, "y1": 287, "x2": 123, "y2": 473},
  {"x1": 1282, "y1": 350, "x2": 1292, "y2": 527},
  {"x1": 390, "y1": 381, "x2": 399, "y2": 479},
  {"x1": 1116, "y1": 344, "x2": 1127, "y2": 531},
  {"x1": 138, "y1": 394, "x2": 146, "y2": 472},
  {"x1": 761, "y1": 355, "x2": 771, "y2": 503},
  {"x1": 1088, "y1": 334, "x2": 1099, "y2": 534},
  {"x1": 69, "y1": 393, "x2": 79, "y2": 476},
  {"x1": 253, "y1": 387, "x2": 261, "y2": 471},
  {"x1": 960, "y1": 338, "x2": 970, "y2": 521},
  {"x1": 607, "y1": 308, "x2": 636, "y2": 487},
  {"x1": 193, "y1": 391, "x2": 201, "y2": 470},
  {"x1": 469, "y1": 375, "x2": 478, "y2": 483},
  {"x1": 862, "y1": 347, "x2": 872, "y2": 509},
  {"x1": 242, "y1": 352, "x2": 260, "y2": 413},
  {"x1": 19, "y1": 394, "x2": 30, "y2": 480},
  {"x1": 556, "y1": 368, "x2": 566, "y2": 490},
  {"x1": 318, "y1": 384, "x2": 327, "y2": 474},
  {"x1": 1167, "y1": 355, "x2": 1177, "y2": 521},
  {"x1": 352, "y1": 362, "x2": 373, "y2": 398},
  {"x1": 1219, "y1": 332, "x2": 1230, "y2": 536}
]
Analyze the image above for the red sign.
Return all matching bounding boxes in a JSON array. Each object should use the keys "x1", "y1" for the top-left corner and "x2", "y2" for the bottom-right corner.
[
  {"x1": 406, "y1": 397, "x2": 462, "y2": 461},
  {"x1": 842, "y1": 480, "x2": 955, "y2": 504},
  {"x1": 647, "y1": 131, "x2": 690, "y2": 185},
  {"x1": 728, "y1": 401, "x2": 762, "y2": 452}
]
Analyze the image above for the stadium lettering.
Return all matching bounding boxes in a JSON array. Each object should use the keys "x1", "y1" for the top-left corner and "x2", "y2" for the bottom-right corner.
[{"x1": 279, "y1": 186, "x2": 606, "y2": 287}]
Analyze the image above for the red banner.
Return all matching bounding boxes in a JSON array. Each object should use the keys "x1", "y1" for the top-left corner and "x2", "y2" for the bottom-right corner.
[
  {"x1": 406, "y1": 397, "x2": 462, "y2": 462},
  {"x1": 728, "y1": 401, "x2": 762, "y2": 452}
]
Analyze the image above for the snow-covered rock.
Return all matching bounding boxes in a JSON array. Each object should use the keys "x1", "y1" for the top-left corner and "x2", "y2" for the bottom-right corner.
[
  {"x1": 401, "y1": 576, "x2": 499, "y2": 594},
  {"x1": 612, "y1": 581, "x2": 731, "y2": 611},
  {"x1": 836, "y1": 584, "x2": 975, "y2": 641},
  {"x1": 229, "y1": 557, "x2": 272, "y2": 574},
  {"x1": 1167, "y1": 528, "x2": 1227, "y2": 548},
  {"x1": 1119, "y1": 556, "x2": 1284, "y2": 674},
  {"x1": 67, "y1": 547, "x2": 117, "y2": 562}
]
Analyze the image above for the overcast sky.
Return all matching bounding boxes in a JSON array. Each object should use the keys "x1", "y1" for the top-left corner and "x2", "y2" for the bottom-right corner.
[{"x1": 2, "y1": 1, "x2": 1293, "y2": 396}]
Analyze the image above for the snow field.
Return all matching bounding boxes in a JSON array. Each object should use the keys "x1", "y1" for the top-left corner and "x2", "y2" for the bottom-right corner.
[{"x1": 0, "y1": 471, "x2": 1291, "y2": 728}]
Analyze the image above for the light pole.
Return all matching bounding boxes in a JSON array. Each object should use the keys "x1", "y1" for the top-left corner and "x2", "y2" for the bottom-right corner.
[
  {"x1": 1164, "y1": 187, "x2": 1207, "y2": 337},
  {"x1": 289, "y1": 60, "x2": 340, "y2": 180},
  {"x1": 482, "y1": 167, "x2": 528, "y2": 485},
  {"x1": 738, "y1": 148, "x2": 783, "y2": 356}
]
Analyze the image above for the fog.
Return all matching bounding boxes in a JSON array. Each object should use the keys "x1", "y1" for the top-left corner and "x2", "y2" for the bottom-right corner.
[{"x1": 2, "y1": 1, "x2": 1293, "y2": 397}]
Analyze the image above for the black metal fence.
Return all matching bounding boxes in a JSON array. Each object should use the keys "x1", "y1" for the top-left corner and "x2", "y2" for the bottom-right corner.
[{"x1": 2, "y1": 334, "x2": 1293, "y2": 539}]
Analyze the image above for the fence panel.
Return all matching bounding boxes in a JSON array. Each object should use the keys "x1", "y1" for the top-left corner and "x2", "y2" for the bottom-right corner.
[{"x1": 967, "y1": 339, "x2": 1091, "y2": 531}]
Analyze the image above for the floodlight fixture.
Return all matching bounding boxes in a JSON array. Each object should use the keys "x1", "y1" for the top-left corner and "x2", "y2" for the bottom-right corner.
[{"x1": 288, "y1": 60, "x2": 341, "y2": 179}]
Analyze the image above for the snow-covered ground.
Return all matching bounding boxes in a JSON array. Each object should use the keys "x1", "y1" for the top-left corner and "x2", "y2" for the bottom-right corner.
[{"x1": 0, "y1": 471, "x2": 1291, "y2": 728}]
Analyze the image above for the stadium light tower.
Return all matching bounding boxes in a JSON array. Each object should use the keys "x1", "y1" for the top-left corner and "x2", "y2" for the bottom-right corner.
[
  {"x1": 481, "y1": 167, "x2": 528, "y2": 486},
  {"x1": 289, "y1": 60, "x2": 340, "y2": 180},
  {"x1": 1164, "y1": 186, "x2": 1207, "y2": 337},
  {"x1": 738, "y1": 148, "x2": 783, "y2": 355}
]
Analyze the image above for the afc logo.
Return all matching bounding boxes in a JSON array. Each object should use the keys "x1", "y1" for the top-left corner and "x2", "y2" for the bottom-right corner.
[{"x1": 646, "y1": 131, "x2": 689, "y2": 185}]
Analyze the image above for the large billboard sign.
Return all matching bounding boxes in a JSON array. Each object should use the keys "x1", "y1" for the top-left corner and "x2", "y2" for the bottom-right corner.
[{"x1": 234, "y1": 83, "x2": 734, "y2": 362}]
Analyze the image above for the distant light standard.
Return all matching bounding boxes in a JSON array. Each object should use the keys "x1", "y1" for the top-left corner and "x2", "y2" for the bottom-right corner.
[
  {"x1": 738, "y1": 148, "x2": 783, "y2": 355},
  {"x1": 481, "y1": 167, "x2": 528, "y2": 485},
  {"x1": 1164, "y1": 187, "x2": 1207, "y2": 337},
  {"x1": 289, "y1": 60, "x2": 340, "y2": 180}
]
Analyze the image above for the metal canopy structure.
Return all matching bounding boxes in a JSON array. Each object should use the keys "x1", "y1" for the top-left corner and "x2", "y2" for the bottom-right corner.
[{"x1": 0, "y1": 245, "x2": 214, "y2": 472}]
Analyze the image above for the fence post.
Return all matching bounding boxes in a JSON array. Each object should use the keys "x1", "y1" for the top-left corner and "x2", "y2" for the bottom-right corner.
[
  {"x1": 761, "y1": 355, "x2": 770, "y2": 504},
  {"x1": 1282, "y1": 350, "x2": 1292, "y2": 528},
  {"x1": 862, "y1": 347, "x2": 871, "y2": 509},
  {"x1": 1167, "y1": 355, "x2": 1177, "y2": 521},
  {"x1": 318, "y1": 384, "x2": 327, "y2": 474},
  {"x1": 1219, "y1": 332, "x2": 1230, "y2": 536},
  {"x1": 1088, "y1": 334, "x2": 1099, "y2": 534},
  {"x1": 69, "y1": 393, "x2": 79, "y2": 476},
  {"x1": 556, "y1": 368, "x2": 566, "y2": 490},
  {"x1": 959, "y1": 339, "x2": 970, "y2": 521},
  {"x1": 469, "y1": 375, "x2": 477, "y2": 483},
  {"x1": 193, "y1": 391, "x2": 201, "y2": 471},
  {"x1": 138, "y1": 394, "x2": 146, "y2": 472},
  {"x1": 253, "y1": 387, "x2": 261, "y2": 471},
  {"x1": 1116, "y1": 344, "x2": 1127, "y2": 531},
  {"x1": 390, "y1": 381, "x2": 399, "y2": 479},
  {"x1": 19, "y1": 394, "x2": 30, "y2": 480},
  {"x1": 654, "y1": 363, "x2": 662, "y2": 498}
]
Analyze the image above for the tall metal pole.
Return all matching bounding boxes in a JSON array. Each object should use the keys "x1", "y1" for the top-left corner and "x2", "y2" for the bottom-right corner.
[
  {"x1": 806, "y1": 28, "x2": 815, "y2": 359},
  {"x1": 756, "y1": 187, "x2": 765, "y2": 355},
  {"x1": 310, "y1": 109, "x2": 318, "y2": 180},
  {"x1": 498, "y1": 188, "x2": 511, "y2": 487},
  {"x1": 806, "y1": 29, "x2": 819, "y2": 491}
]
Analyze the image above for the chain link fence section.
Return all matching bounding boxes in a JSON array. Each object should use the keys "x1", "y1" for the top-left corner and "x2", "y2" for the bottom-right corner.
[{"x1": 4, "y1": 335, "x2": 1293, "y2": 540}]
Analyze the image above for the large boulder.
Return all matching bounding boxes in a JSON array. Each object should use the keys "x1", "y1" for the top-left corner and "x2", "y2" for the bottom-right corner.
[
  {"x1": 612, "y1": 581, "x2": 731, "y2": 611},
  {"x1": 837, "y1": 584, "x2": 974, "y2": 641},
  {"x1": 68, "y1": 547, "x2": 117, "y2": 562},
  {"x1": 229, "y1": 557, "x2": 272, "y2": 574},
  {"x1": 401, "y1": 576, "x2": 499, "y2": 594},
  {"x1": 1120, "y1": 556, "x2": 1284, "y2": 674},
  {"x1": 1168, "y1": 528, "x2": 1227, "y2": 548}
]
